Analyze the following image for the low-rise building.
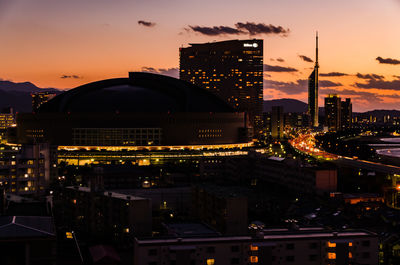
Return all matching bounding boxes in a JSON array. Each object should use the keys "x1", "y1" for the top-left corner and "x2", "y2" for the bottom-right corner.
[
  {"x1": 133, "y1": 228, "x2": 378, "y2": 265},
  {"x1": 0, "y1": 216, "x2": 56, "y2": 265},
  {"x1": 256, "y1": 156, "x2": 337, "y2": 194},
  {"x1": 60, "y1": 186, "x2": 152, "y2": 242},
  {"x1": 192, "y1": 185, "x2": 248, "y2": 235}
]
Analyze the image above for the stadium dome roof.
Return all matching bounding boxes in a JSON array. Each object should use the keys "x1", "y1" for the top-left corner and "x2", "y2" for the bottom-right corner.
[{"x1": 38, "y1": 72, "x2": 235, "y2": 113}]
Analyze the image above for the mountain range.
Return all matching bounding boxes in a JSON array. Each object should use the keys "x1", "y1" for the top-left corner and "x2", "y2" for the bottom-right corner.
[{"x1": 0, "y1": 80, "x2": 60, "y2": 112}]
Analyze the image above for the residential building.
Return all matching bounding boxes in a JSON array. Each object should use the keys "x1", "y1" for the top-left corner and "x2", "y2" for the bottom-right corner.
[{"x1": 133, "y1": 227, "x2": 378, "y2": 265}]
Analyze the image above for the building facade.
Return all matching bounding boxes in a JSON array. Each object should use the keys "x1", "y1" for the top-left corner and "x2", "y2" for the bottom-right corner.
[
  {"x1": 133, "y1": 228, "x2": 378, "y2": 265},
  {"x1": 271, "y1": 106, "x2": 284, "y2": 139},
  {"x1": 31, "y1": 92, "x2": 57, "y2": 112},
  {"x1": 325, "y1": 94, "x2": 342, "y2": 132},
  {"x1": 341, "y1": 98, "x2": 352, "y2": 130},
  {"x1": 324, "y1": 95, "x2": 352, "y2": 132},
  {"x1": 179, "y1": 40, "x2": 263, "y2": 134}
]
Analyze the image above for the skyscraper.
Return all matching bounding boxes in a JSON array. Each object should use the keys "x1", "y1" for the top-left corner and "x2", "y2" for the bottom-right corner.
[
  {"x1": 179, "y1": 39, "x2": 263, "y2": 134},
  {"x1": 341, "y1": 98, "x2": 352, "y2": 130},
  {"x1": 308, "y1": 33, "x2": 319, "y2": 127},
  {"x1": 325, "y1": 94, "x2": 341, "y2": 132},
  {"x1": 271, "y1": 106, "x2": 284, "y2": 139},
  {"x1": 324, "y1": 95, "x2": 352, "y2": 132}
]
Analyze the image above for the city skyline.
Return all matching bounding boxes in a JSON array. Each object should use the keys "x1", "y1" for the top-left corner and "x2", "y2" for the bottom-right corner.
[{"x1": 1, "y1": 0, "x2": 400, "y2": 112}]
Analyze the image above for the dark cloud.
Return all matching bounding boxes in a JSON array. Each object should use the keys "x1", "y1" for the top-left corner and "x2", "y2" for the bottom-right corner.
[
  {"x1": 138, "y1": 20, "x2": 156, "y2": 27},
  {"x1": 320, "y1": 72, "x2": 348, "y2": 77},
  {"x1": 141, "y1": 67, "x2": 179, "y2": 78},
  {"x1": 276, "y1": 58, "x2": 285, "y2": 62},
  {"x1": 393, "y1": 75, "x2": 400, "y2": 79},
  {"x1": 60, "y1": 75, "x2": 82, "y2": 79},
  {"x1": 188, "y1": 25, "x2": 242, "y2": 36},
  {"x1": 264, "y1": 79, "x2": 307, "y2": 95},
  {"x1": 320, "y1": 88, "x2": 382, "y2": 102},
  {"x1": 298, "y1": 55, "x2": 313, "y2": 63},
  {"x1": 356, "y1": 73, "x2": 384, "y2": 80},
  {"x1": 264, "y1": 64, "x2": 298, "y2": 72},
  {"x1": 264, "y1": 78, "x2": 342, "y2": 95},
  {"x1": 319, "y1": 80, "x2": 342, "y2": 87},
  {"x1": 354, "y1": 79, "x2": 400, "y2": 90},
  {"x1": 376, "y1": 56, "x2": 400, "y2": 65},
  {"x1": 235, "y1": 22, "x2": 289, "y2": 36},
  {"x1": 187, "y1": 22, "x2": 289, "y2": 36}
]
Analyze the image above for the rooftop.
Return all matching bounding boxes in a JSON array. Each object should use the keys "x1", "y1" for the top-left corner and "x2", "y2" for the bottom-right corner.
[
  {"x1": 66, "y1": 186, "x2": 147, "y2": 201},
  {"x1": 38, "y1": 72, "x2": 235, "y2": 113},
  {"x1": 0, "y1": 216, "x2": 55, "y2": 239}
]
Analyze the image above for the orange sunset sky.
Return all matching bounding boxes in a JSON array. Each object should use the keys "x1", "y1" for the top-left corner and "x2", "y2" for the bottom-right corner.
[{"x1": 1, "y1": 0, "x2": 400, "y2": 112}]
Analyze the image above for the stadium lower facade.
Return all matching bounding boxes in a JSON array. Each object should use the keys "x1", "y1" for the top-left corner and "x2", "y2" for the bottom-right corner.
[{"x1": 16, "y1": 72, "x2": 253, "y2": 167}]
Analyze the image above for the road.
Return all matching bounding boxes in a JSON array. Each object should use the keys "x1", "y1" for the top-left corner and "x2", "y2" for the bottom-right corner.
[{"x1": 290, "y1": 132, "x2": 400, "y2": 175}]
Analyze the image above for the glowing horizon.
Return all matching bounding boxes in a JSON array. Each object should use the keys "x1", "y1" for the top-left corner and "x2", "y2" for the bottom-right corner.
[{"x1": 1, "y1": 0, "x2": 400, "y2": 112}]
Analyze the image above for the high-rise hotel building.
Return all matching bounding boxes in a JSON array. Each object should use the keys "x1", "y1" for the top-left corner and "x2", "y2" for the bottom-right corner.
[{"x1": 179, "y1": 40, "x2": 263, "y2": 134}]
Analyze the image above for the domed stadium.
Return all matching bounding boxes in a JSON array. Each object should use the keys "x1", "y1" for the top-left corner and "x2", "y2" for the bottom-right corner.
[
  {"x1": 38, "y1": 72, "x2": 234, "y2": 113},
  {"x1": 17, "y1": 72, "x2": 251, "y2": 148}
]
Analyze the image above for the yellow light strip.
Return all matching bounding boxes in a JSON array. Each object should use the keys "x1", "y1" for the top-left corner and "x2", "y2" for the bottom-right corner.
[{"x1": 58, "y1": 142, "x2": 253, "y2": 152}]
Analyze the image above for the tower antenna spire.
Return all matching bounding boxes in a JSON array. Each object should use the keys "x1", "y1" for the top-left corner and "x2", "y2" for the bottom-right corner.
[{"x1": 316, "y1": 31, "x2": 319, "y2": 67}]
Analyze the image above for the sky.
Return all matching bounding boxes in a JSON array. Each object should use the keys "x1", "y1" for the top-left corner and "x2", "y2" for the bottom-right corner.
[{"x1": 1, "y1": 0, "x2": 400, "y2": 112}]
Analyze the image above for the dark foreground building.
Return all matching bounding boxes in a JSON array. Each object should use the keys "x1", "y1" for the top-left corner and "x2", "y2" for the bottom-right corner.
[
  {"x1": 134, "y1": 228, "x2": 378, "y2": 265},
  {"x1": 179, "y1": 39, "x2": 263, "y2": 134},
  {"x1": 0, "y1": 216, "x2": 56, "y2": 265}
]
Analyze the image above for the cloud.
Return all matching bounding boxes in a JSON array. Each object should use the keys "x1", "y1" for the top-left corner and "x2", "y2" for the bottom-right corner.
[
  {"x1": 264, "y1": 64, "x2": 298, "y2": 72},
  {"x1": 235, "y1": 22, "x2": 289, "y2": 36},
  {"x1": 298, "y1": 55, "x2": 313, "y2": 63},
  {"x1": 356, "y1": 73, "x2": 384, "y2": 80},
  {"x1": 320, "y1": 72, "x2": 348, "y2": 77},
  {"x1": 138, "y1": 20, "x2": 156, "y2": 27},
  {"x1": 264, "y1": 79, "x2": 307, "y2": 95},
  {"x1": 188, "y1": 25, "x2": 242, "y2": 36},
  {"x1": 264, "y1": 78, "x2": 342, "y2": 95},
  {"x1": 376, "y1": 56, "x2": 400, "y2": 65},
  {"x1": 354, "y1": 79, "x2": 400, "y2": 90},
  {"x1": 320, "y1": 88, "x2": 382, "y2": 102},
  {"x1": 60, "y1": 75, "x2": 82, "y2": 79},
  {"x1": 276, "y1": 58, "x2": 285, "y2": 62},
  {"x1": 319, "y1": 80, "x2": 342, "y2": 87},
  {"x1": 141, "y1": 67, "x2": 179, "y2": 78},
  {"x1": 187, "y1": 22, "x2": 289, "y2": 36}
]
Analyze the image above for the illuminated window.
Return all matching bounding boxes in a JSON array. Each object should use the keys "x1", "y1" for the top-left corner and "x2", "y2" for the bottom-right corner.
[
  {"x1": 349, "y1": 242, "x2": 353, "y2": 247},
  {"x1": 328, "y1": 252, "x2": 336, "y2": 259},
  {"x1": 250, "y1": 245, "x2": 258, "y2": 251},
  {"x1": 66, "y1": 232, "x2": 73, "y2": 239},
  {"x1": 349, "y1": 252, "x2": 353, "y2": 258},
  {"x1": 250, "y1": 256, "x2": 258, "y2": 263},
  {"x1": 206, "y1": 259, "x2": 215, "y2": 265},
  {"x1": 327, "y1": 242, "x2": 336, "y2": 248}
]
